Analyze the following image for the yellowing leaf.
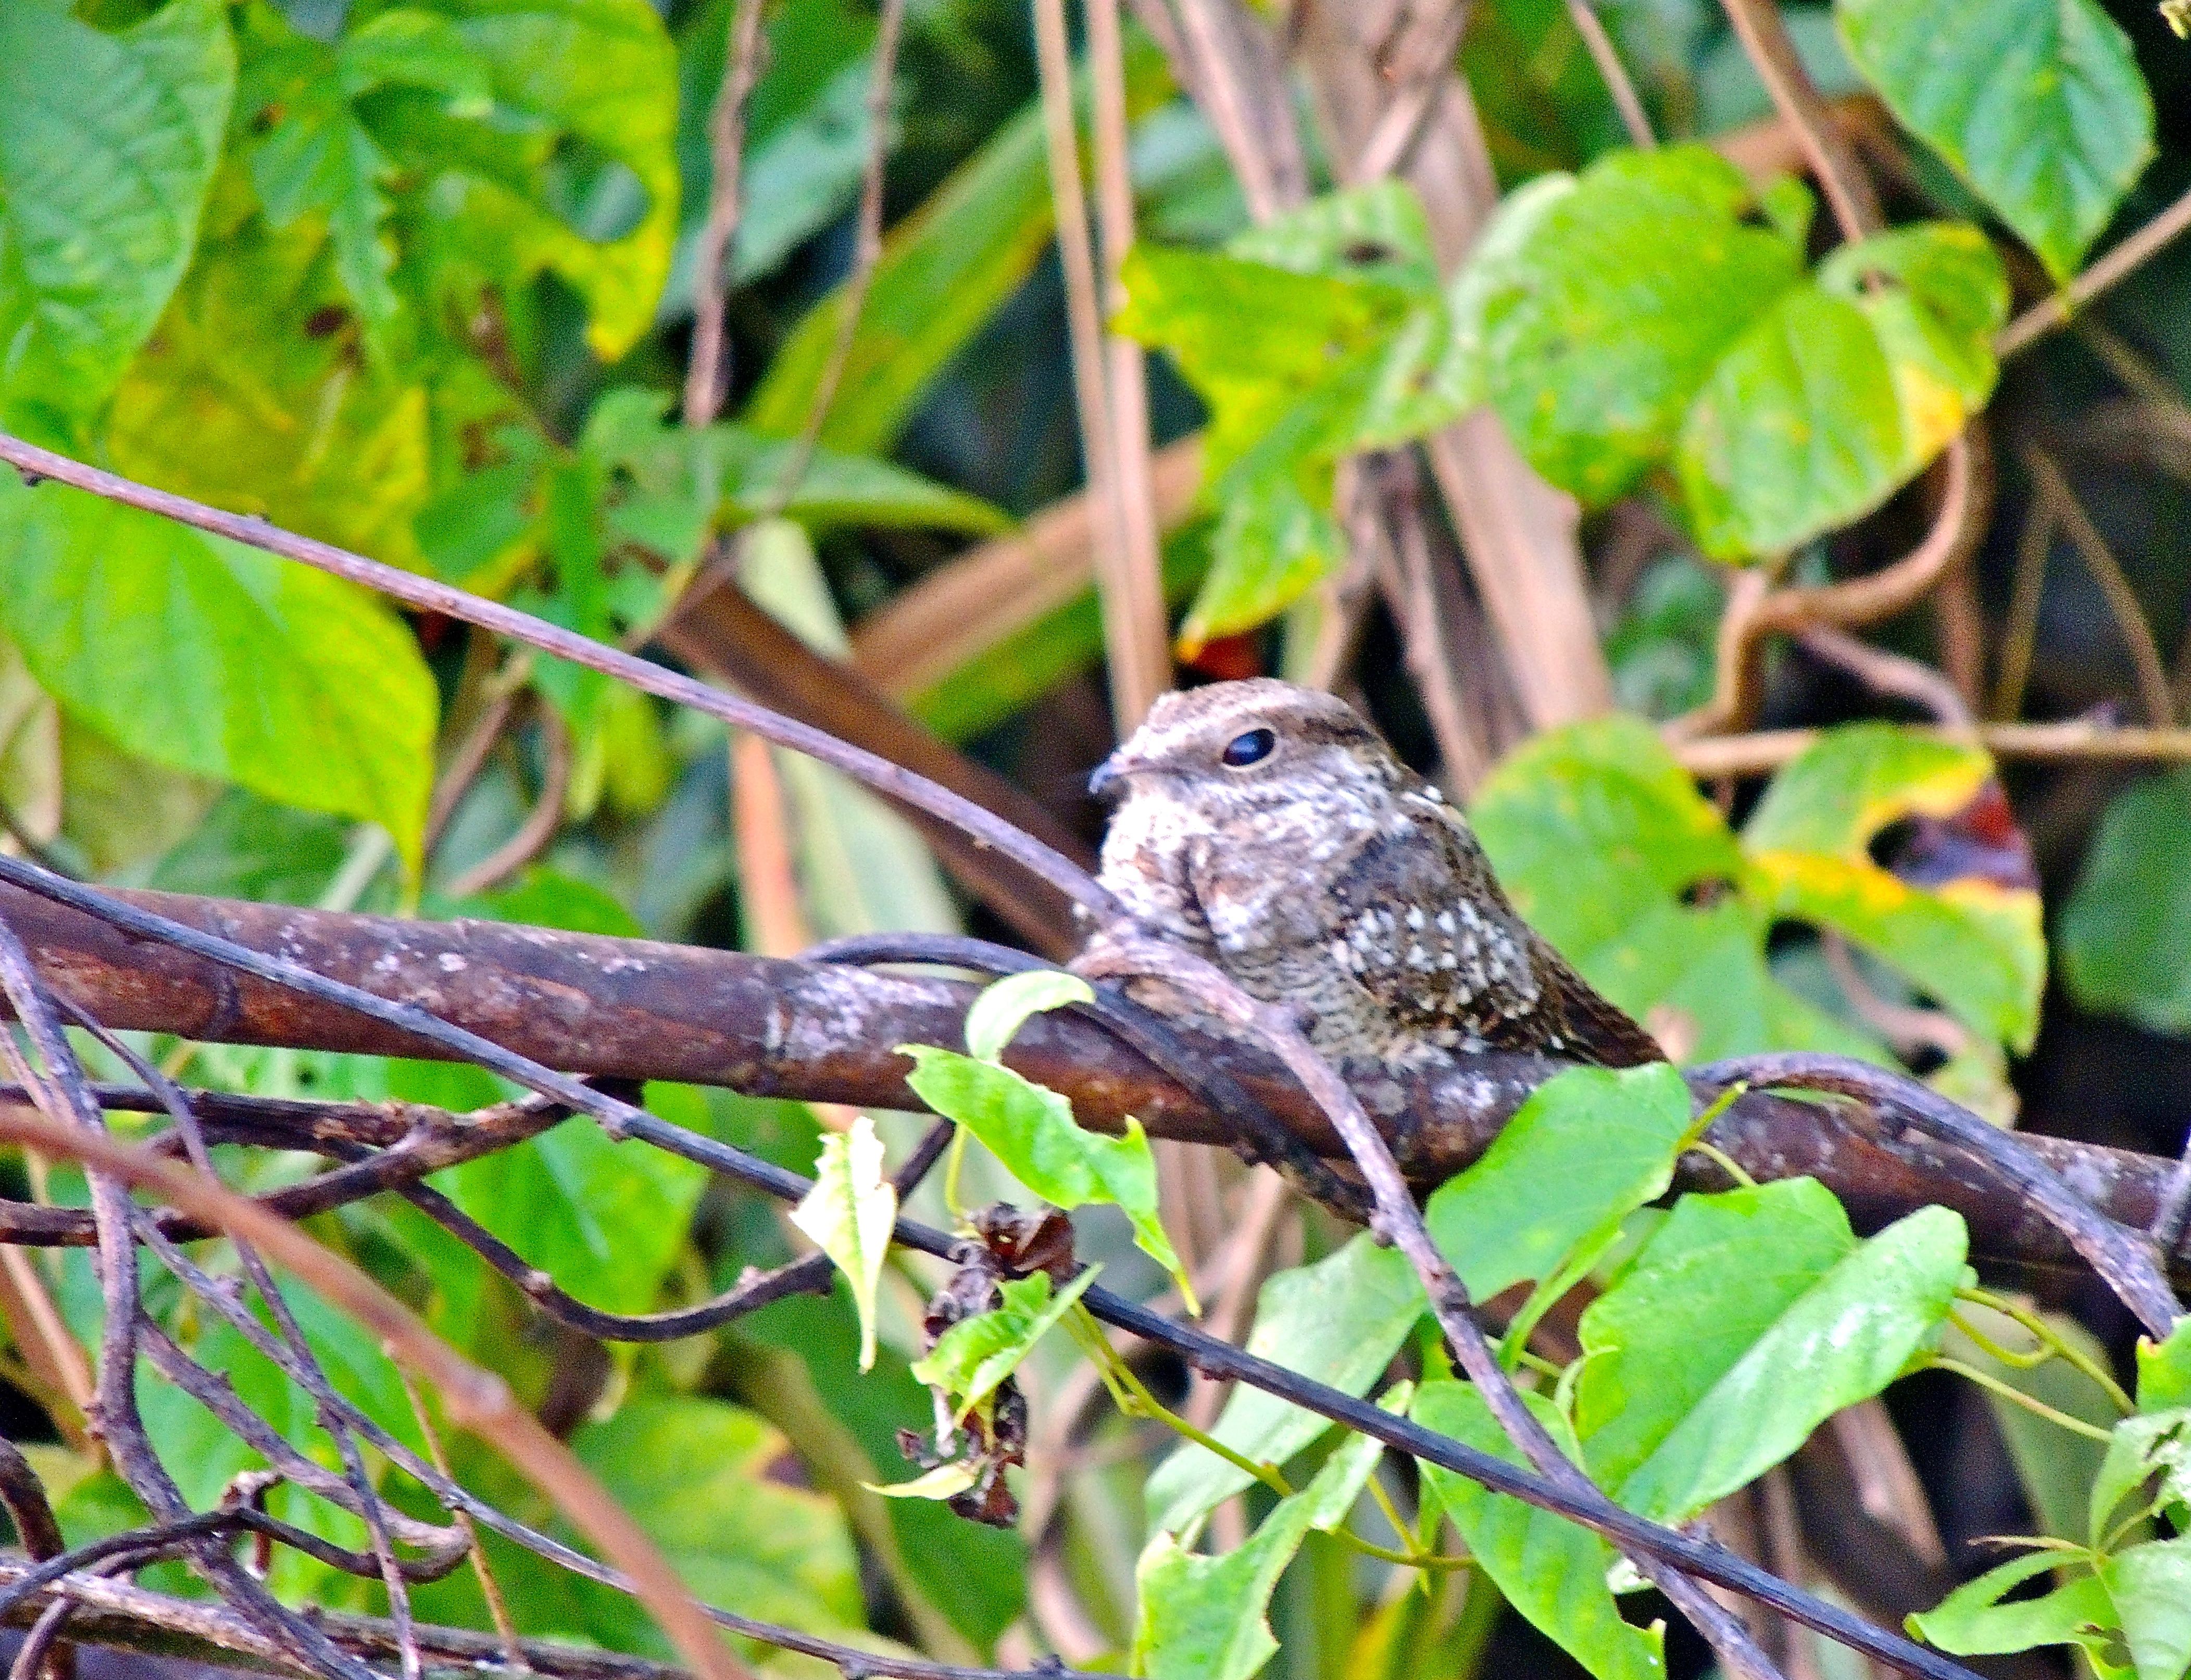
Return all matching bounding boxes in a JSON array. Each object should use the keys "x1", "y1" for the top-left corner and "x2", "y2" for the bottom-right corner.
[
  {"x1": 790, "y1": 1115, "x2": 897, "y2": 1370},
  {"x1": 865, "y1": 1461, "x2": 981, "y2": 1502}
]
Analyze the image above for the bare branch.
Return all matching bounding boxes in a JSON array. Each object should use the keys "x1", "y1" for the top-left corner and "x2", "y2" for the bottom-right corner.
[
  {"x1": 683, "y1": 0, "x2": 772, "y2": 427},
  {"x1": 1565, "y1": 0, "x2": 1656, "y2": 149},
  {"x1": 1998, "y1": 181, "x2": 2191, "y2": 358},
  {"x1": 1677, "y1": 719, "x2": 2191, "y2": 776}
]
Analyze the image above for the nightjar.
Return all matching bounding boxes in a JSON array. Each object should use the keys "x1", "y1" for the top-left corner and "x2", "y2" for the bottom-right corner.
[{"x1": 1088, "y1": 678, "x2": 1660, "y2": 1068}]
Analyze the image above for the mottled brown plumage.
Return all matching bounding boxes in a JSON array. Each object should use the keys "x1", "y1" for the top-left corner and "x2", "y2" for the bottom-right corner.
[{"x1": 1089, "y1": 679, "x2": 1660, "y2": 1068}]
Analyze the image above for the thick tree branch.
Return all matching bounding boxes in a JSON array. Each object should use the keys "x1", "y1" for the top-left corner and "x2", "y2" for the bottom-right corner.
[{"x1": 0, "y1": 880, "x2": 2182, "y2": 1287}]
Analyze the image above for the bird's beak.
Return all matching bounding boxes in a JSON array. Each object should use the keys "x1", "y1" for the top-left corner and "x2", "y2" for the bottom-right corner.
[{"x1": 1088, "y1": 749, "x2": 1132, "y2": 800}]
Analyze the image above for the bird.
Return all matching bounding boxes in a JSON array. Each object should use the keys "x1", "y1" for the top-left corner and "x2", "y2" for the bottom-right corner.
[{"x1": 1087, "y1": 678, "x2": 1661, "y2": 1069}]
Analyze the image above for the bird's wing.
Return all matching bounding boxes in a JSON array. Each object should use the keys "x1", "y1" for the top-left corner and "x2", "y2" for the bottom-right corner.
[
  {"x1": 1330, "y1": 800, "x2": 1661, "y2": 1067},
  {"x1": 1525, "y1": 931, "x2": 1664, "y2": 1068}
]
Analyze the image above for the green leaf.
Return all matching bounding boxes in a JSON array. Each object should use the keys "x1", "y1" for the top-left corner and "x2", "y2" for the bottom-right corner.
[
  {"x1": 1472, "y1": 716, "x2": 1861, "y2": 1062},
  {"x1": 1227, "y1": 179, "x2": 1441, "y2": 292},
  {"x1": 909, "y1": 1267, "x2": 1100, "y2": 1420},
  {"x1": 1414, "y1": 1381, "x2": 1667, "y2": 1680},
  {"x1": 2061, "y1": 770, "x2": 2191, "y2": 1035},
  {"x1": 1145, "y1": 1234, "x2": 1423, "y2": 1537},
  {"x1": 1743, "y1": 723, "x2": 2043, "y2": 1051},
  {"x1": 1118, "y1": 248, "x2": 1411, "y2": 441},
  {"x1": 477, "y1": 868, "x2": 646, "y2": 938},
  {"x1": 569, "y1": 1395, "x2": 863, "y2": 1646},
  {"x1": 1577, "y1": 1178, "x2": 1859, "y2": 1493},
  {"x1": 2102, "y1": 1537, "x2": 2191, "y2": 1680},
  {"x1": 1426, "y1": 1063, "x2": 1694, "y2": 1308},
  {"x1": 0, "y1": 483, "x2": 437, "y2": 870},
  {"x1": 1475, "y1": 146, "x2": 1802, "y2": 505},
  {"x1": 1188, "y1": 452, "x2": 1343, "y2": 649},
  {"x1": 730, "y1": 57, "x2": 879, "y2": 284},
  {"x1": 1676, "y1": 225, "x2": 2005, "y2": 559},
  {"x1": 1474, "y1": 716, "x2": 2039, "y2": 1062},
  {"x1": 243, "y1": 6, "x2": 489, "y2": 342},
  {"x1": 2140, "y1": 1320, "x2": 2191, "y2": 1414},
  {"x1": 0, "y1": 0, "x2": 234, "y2": 431},
  {"x1": 1118, "y1": 185, "x2": 1480, "y2": 646},
  {"x1": 899, "y1": 1047, "x2": 1192, "y2": 1308},
  {"x1": 252, "y1": 95, "x2": 400, "y2": 336},
  {"x1": 963, "y1": 970, "x2": 1094, "y2": 1063},
  {"x1": 582, "y1": 390, "x2": 1010, "y2": 546},
  {"x1": 1836, "y1": 0, "x2": 2154, "y2": 282},
  {"x1": 56, "y1": 711, "x2": 218, "y2": 877},
  {"x1": 341, "y1": 10, "x2": 495, "y2": 110},
  {"x1": 790, "y1": 1116, "x2": 898, "y2": 1370},
  {"x1": 1473, "y1": 713, "x2": 1747, "y2": 966},
  {"x1": 2092, "y1": 1411, "x2": 2191, "y2": 1545},
  {"x1": 1909, "y1": 1549, "x2": 2115, "y2": 1660},
  {"x1": 1817, "y1": 223, "x2": 2010, "y2": 433},
  {"x1": 1132, "y1": 1407, "x2": 1393, "y2": 1680},
  {"x1": 444, "y1": 0, "x2": 681, "y2": 359},
  {"x1": 1612, "y1": 1203, "x2": 1967, "y2": 1522},
  {"x1": 145, "y1": 788, "x2": 348, "y2": 907}
]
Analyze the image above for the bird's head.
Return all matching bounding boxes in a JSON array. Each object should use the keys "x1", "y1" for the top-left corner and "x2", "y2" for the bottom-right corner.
[{"x1": 1088, "y1": 678, "x2": 1401, "y2": 823}]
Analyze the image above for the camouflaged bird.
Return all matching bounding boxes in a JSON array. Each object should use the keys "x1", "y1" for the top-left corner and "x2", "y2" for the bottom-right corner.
[{"x1": 1088, "y1": 678, "x2": 1660, "y2": 1068}]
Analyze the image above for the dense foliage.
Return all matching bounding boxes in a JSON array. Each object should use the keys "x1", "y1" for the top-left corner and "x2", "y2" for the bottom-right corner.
[{"x1": 2, "y1": 0, "x2": 2191, "y2": 1676}]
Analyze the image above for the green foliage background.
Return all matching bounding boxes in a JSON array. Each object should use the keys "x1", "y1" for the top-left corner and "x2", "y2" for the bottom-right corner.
[{"x1": 1, "y1": 0, "x2": 2189, "y2": 1675}]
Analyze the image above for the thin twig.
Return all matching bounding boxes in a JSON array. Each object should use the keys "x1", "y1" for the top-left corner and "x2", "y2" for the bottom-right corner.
[
  {"x1": 1350, "y1": 0, "x2": 1473, "y2": 183},
  {"x1": 0, "y1": 1093, "x2": 758, "y2": 1680},
  {"x1": 1689, "y1": 1052, "x2": 2178, "y2": 1338},
  {"x1": 2021, "y1": 446, "x2": 2175, "y2": 726},
  {"x1": 1032, "y1": 0, "x2": 1132, "y2": 725},
  {"x1": 763, "y1": 0, "x2": 905, "y2": 507},
  {"x1": 1565, "y1": 0, "x2": 1655, "y2": 148},
  {"x1": 1998, "y1": 181, "x2": 2191, "y2": 359},
  {"x1": 1086, "y1": 0, "x2": 1172, "y2": 729},
  {"x1": 443, "y1": 700, "x2": 573, "y2": 898},
  {"x1": 1796, "y1": 626, "x2": 1971, "y2": 724},
  {"x1": 0, "y1": 432, "x2": 1112, "y2": 924},
  {"x1": 0, "y1": 1561, "x2": 728, "y2": 1680},
  {"x1": 424, "y1": 646, "x2": 530, "y2": 855},
  {"x1": 1672, "y1": 435, "x2": 1983, "y2": 739},
  {"x1": 682, "y1": 0, "x2": 772, "y2": 428},
  {"x1": 1363, "y1": 453, "x2": 1493, "y2": 790},
  {"x1": 78, "y1": 1010, "x2": 430, "y2": 1680},
  {"x1": 1713, "y1": 0, "x2": 1879, "y2": 240},
  {"x1": 1162, "y1": 0, "x2": 1287, "y2": 220},
  {"x1": 0, "y1": 1239, "x2": 93, "y2": 1447},
  {"x1": 0, "y1": 933, "x2": 381, "y2": 1680},
  {"x1": 397, "y1": 1360, "x2": 528, "y2": 1672},
  {"x1": 1989, "y1": 492, "x2": 2057, "y2": 721},
  {"x1": 1676, "y1": 719, "x2": 2191, "y2": 778}
]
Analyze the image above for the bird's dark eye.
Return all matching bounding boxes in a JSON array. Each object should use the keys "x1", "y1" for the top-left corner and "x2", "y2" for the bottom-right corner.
[{"x1": 1221, "y1": 728, "x2": 1276, "y2": 768}]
